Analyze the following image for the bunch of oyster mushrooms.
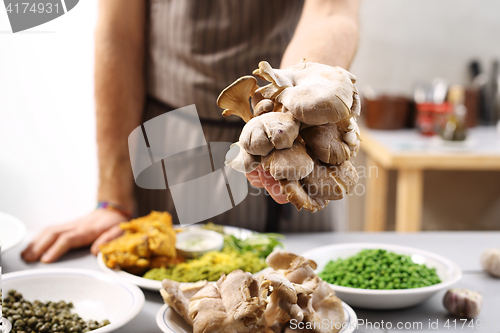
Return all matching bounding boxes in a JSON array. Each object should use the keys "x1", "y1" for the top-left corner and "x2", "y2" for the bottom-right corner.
[
  {"x1": 218, "y1": 60, "x2": 361, "y2": 212},
  {"x1": 161, "y1": 251, "x2": 345, "y2": 333}
]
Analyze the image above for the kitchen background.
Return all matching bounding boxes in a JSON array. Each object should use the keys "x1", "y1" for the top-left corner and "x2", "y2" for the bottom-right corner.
[{"x1": 1, "y1": 0, "x2": 499, "y2": 232}]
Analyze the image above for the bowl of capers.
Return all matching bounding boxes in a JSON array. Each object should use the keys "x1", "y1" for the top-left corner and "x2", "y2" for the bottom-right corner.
[{"x1": 2, "y1": 268, "x2": 145, "y2": 333}]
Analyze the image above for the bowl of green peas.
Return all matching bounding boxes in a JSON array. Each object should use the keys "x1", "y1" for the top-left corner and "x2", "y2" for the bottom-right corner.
[{"x1": 302, "y1": 243, "x2": 462, "y2": 310}]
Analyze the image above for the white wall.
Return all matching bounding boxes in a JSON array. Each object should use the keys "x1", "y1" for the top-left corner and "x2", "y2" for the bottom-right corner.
[
  {"x1": 351, "y1": 0, "x2": 500, "y2": 95},
  {"x1": 0, "y1": 1, "x2": 99, "y2": 231}
]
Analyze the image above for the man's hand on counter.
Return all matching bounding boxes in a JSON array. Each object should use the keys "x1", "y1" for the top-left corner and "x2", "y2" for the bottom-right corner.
[{"x1": 21, "y1": 210, "x2": 127, "y2": 263}]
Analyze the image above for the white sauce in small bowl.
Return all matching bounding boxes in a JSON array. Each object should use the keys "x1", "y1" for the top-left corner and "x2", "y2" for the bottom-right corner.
[
  {"x1": 176, "y1": 236, "x2": 221, "y2": 252},
  {"x1": 175, "y1": 230, "x2": 224, "y2": 258}
]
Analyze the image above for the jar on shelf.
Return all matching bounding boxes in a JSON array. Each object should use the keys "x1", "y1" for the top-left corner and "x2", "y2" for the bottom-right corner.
[{"x1": 416, "y1": 102, "x2": 452, "y2": 136}]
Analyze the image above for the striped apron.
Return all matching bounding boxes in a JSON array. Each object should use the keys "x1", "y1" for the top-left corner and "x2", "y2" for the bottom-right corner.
[{"x1": 135, "y1": 0, "x2": 346, "y2": 232}]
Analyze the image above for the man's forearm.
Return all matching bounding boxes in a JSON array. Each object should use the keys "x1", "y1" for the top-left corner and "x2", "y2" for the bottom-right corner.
[
  {"x1": 281, "y1": 0, "x2": 359, "y2": 69},
  {"x1": 94, "y1": 0, "x2": 146, "y2": 212}
]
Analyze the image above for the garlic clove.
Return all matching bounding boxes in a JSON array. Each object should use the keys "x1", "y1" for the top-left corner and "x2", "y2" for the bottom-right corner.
[
  {"x1": 443, "y1": 288, "x2": 483, "y2": 318},
  {"x1": 480, "y1": 248, "x2": 500, "y2": 277}
]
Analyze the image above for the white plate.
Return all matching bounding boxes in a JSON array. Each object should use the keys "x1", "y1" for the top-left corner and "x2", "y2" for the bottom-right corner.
[
  {"x1": 0, "y1": 211, "x2": 27, "y2": 253},
  {"x1": 2, "y1": 268, "x2": 145, "y2": 333},
  {"x1": 97, "y1": 225, "x2": 255, "y2": 291},
  {"x1": 2, "y1": 317, "x2": 12, "y2": 333},
  {"x1": 302, "y1": 243, "x2": 462, "y2": 310},
  {"x1": 156, "y1": 302, "x2": 357, "y2": 333}
]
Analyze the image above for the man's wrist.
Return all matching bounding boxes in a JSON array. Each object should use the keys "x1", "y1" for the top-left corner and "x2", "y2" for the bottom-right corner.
[
  {"x1": 96, "y1": 201, "x2": 133, "y2": 219},
  {"x1": 97, "y1": 182, "x2": 136, "y2": 212},
  {"x1": 97, "y1": 192, "x2": 135, "y2": 212},
  {"x1": 97, "y1": 160, "x2": 136, "y2": 212}
]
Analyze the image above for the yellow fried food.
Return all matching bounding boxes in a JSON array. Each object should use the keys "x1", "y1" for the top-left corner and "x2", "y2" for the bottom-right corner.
[
  {"x1": 120, "y1": 211, "x2": 176, "y2": 257},
  {"x1": 100, "y1": 211, "x2": 177, "y2": 274},
  {"x1": 100, "y1": 233, "x2": 149, "y2": 262}
]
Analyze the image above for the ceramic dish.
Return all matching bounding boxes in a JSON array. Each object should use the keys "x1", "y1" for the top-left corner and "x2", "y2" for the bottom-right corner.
[
  {"x1": 0, "y1": 211, "x2": 27, "y2": 253},
  {"x1": 2, "y1": 317, "x2": 12, "y2": 333},
  {"x1": 175, "y1": 229, "x2": 224, "y2": 258},
  {"x1": 2, "y1": 268, "x2": 145, "y2": 333},
  {"x1": 98, "y1": 225, "x2": 255, "y2": 291},
  {"x1": 156, "y1": 301, "x2": 357, "y2": 333},
  {"x1": 302, "y1": 243, "x2": 462, "y2": 310}
]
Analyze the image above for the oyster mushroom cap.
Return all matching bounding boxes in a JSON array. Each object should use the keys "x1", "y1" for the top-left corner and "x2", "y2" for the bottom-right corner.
[
  {"x1": 351, "y1": 85, "x2": 361, "y2": 117},
  {"x1": 262, "y1": 141, "x2": 314, "y2": 181},
  {"x1": 285, "y1": 256, "x2": 318, "y2": 285},
  {"x1": 264, "y1": 291, "x2": 300, "y2": 332},
  {"x1": 300, "y1": 123, "x2": 350, "y2": 165},
  {"x1": 278, "y1": 160, "x2": 358, "y2": 211},
  {"x1": 279, "y1": 179, "x2": 329, "y2": 213},
  {"x1": 331, "y1": 160, "x2": 359, "y2": 195},
  {"x1": 303, "y1": 164, "x2": 344, "y2": 201},
  {"x1": 239, "y1": 112, "x2": 300, "y2": 156},
  {"x1": 338, "y1": 117, "x2": 361, "y2": 156},
  {"x1": 189, "y1": 283, "x2": 227, "y2": 332},
  {"x1": 277, "y1": 299, "x2": 304, "y2": 324},
  {"x1": 261, "y1": 271, "x2": 298, "y2": 304},
  {"x1": 301, "y1": 159, "x2": 356, "y2": 201},
  {"x1": 264, "y1": 294, "x2": 294, "y2": 333},
  {"x1": 225, "y1": 142, "x2": 261, "y2": 173},
  {"x1": 217, "y1": 75, "x2": 258, "y2": 123},
  {"x1": 252, "y1": 61, "x2": 297, "y2": 100},
  {"x1": 254, "y1": 99, "x2": 275, "y2": 117},
  {"x1": 189, "y1": 270, "x2": 268, "y2": 333},
  {"x1": 218, "y1": 60, "x2": 362, "y2": 214},
  {"x1": 254, "y1": 61, "x2": 358, "y2": 125},
  {"x1": 162, "y1": 251, "x2": 346, "y2": 333},
  {"x1": 302, "y1": 281, "x2": 344, "y2": 333},
  {"x1": 261, "y1": 271, "x2": 306, "y2": 330},
  {"x1": 266, "y1": 251, "x2": 318, "y2": 271},
  {"x1": 160, "y1": 279, "x2": 208, "y2": 326},
  {"x1": 282, "y1": 285, "x2": 344, "y2": 333}
]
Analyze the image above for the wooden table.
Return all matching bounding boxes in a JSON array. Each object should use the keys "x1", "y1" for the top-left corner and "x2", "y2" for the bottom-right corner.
[{"x1": 361, "y1": 126, "x2": 500, "y2": 232}]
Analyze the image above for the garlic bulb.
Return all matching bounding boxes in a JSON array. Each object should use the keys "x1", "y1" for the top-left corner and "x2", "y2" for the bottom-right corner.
[
  {"x1": 443, "y1": 288, "x2": 483, "y2": 318},
  {"x1": 480, "y1": 248, "x2": 500, "y2": 277}
]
